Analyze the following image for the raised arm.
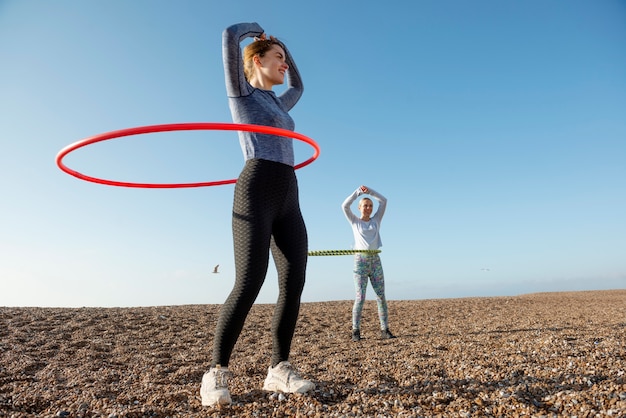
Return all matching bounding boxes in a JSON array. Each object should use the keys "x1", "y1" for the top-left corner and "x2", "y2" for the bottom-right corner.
[
  {"x1": 365, "y1": 187, "x2": 387, "y2": 222},
  {"x1": 342, "y1": 187, "x2": 363, "y2": 224},
  {"x1": 222, "y1": 22, "x2": 263, "y2": 98},
  {"x1": 277, "y1": 43, "x2": 303, "y2": 111}
]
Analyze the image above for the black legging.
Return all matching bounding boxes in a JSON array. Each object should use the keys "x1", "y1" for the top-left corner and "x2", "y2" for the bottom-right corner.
[{"x1": 211, "y1": 158, "x2": 308, "y2": 368}]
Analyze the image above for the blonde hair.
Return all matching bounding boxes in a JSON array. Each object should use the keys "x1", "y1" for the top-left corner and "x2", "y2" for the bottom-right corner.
[{"x1": 243, "y1": 38, "x2": 284, "y2": 81}]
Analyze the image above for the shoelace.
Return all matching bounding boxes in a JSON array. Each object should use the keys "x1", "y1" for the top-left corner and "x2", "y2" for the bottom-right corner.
[
  {"x1": 214, "y1": 370, "x2": 231, "y2": 389},
  {"x1": 276, "y1": 362, "x2": 301, "y2": 383},
  {"x1": 286, "y1": 366, "x2": 305, "y2": 383}
]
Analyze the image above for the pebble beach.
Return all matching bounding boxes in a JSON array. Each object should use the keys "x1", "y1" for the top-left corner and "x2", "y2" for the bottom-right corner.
[{"x1": 1, "y1": 289, "x2": 625, "y2": 417}]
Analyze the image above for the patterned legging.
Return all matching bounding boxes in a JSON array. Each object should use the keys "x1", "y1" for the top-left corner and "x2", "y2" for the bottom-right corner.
[
  {"x1": 212, "y1": 159, "x2": 308, "y2": 368},
  {"x1": 352, "y1": 253, "x2": 388, "y2": 330}
]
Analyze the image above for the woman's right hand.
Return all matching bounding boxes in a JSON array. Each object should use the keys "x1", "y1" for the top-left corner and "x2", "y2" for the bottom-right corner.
[{"x1": 359, "y1": 185, "x2": 369, "y2": 194}]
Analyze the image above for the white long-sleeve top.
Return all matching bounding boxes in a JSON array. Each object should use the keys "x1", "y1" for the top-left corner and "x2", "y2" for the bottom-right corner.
[{"x1": 342, "y1": 187, "x2": 387, "y2": 250}]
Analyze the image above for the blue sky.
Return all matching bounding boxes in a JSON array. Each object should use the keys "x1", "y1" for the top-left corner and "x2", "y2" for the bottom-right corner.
[{"x1": 1, "y1": 1, "x2": 625, "y2": 307}]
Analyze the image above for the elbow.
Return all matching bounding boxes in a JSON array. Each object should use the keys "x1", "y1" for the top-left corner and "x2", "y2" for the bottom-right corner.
[
  {"x1": 222, "y1": 23, "x2": 246, "y2": 41},
  {"x1": 289, "y1": 77, "x2": 303, "y2": 96},
  {"x1": 222, "y1": 28, "x2": 235, "y2": 45},
  {"x1": 223, "y1": 25, "x2": 236, "y2": 38}
]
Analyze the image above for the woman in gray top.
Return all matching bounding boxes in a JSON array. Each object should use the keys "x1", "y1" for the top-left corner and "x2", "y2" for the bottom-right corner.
[{"x1": 200, "y1": 22, "x2": 314, "y2": 407}]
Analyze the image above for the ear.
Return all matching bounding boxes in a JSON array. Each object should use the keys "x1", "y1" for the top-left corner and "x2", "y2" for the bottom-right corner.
[{"x1": 253, "y1": 55, "x2": 262, "y2": 67}]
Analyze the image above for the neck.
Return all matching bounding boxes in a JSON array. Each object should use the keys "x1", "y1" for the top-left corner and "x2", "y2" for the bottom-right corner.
[{"x1": 250, "y1": 77, "x2": 273, "y2": 91}]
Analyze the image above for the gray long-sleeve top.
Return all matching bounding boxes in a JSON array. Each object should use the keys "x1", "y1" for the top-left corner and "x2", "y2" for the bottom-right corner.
[{"x1": 222, "y1": 22, "x2": 303, "y2": 166}]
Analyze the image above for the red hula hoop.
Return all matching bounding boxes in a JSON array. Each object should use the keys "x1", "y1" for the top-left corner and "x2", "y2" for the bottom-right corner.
[{"x1": 55, "y1": 123, "x2": 320, "y2": 188}]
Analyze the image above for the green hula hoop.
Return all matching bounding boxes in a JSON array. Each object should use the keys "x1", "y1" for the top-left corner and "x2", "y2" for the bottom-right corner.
[{"x1": 308, "y1": 249, "x2": 381, "y2": 256}]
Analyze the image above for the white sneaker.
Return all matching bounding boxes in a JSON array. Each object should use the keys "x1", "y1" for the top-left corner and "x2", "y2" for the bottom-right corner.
[
  {"x1": 263, "y1": 361, "x2": 315, "y2": 393},
  {"x1": 200, "y1": 366, "x2": 232, "y2": 406}
]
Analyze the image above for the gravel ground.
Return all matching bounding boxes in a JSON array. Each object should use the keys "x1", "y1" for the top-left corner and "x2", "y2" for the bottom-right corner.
[{"x1": 1, "y1": 290, "x2": 625, "y2": 417}]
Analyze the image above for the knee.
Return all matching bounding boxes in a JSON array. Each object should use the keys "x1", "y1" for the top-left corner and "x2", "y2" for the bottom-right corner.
[
  {"x1": 355, "y1": 293, "x2": 366, "y2": 303},
  {"x1": 277, "y1": 268, "x2": 306, "y2": 295}
]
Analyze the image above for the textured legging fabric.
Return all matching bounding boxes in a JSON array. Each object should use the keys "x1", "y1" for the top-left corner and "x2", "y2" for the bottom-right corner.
[
  {"x1": 212, "y1": 159, "x2": 308, "y2": 368},
  {"x1": 352, "y1": 253, "x2": 389, "y2": 330}
]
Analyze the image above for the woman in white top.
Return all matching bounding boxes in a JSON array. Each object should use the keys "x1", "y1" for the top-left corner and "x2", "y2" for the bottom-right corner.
[{"x1": 342, "y1": 185, "x2": 395, "y2": 342}]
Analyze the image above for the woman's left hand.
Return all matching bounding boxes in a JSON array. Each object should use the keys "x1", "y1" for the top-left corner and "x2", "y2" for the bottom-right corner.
[{"x1": 254, "y1": 33, "x2": 277, "y2": 42}]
